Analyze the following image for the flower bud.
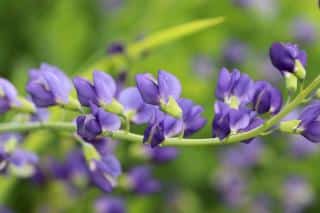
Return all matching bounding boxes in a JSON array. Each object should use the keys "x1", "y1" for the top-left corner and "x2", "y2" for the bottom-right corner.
[
  {"x1": 0, "y1": 78, "x2": 21, "y2": 114},
  {"x1": 284, "y1": 72, "x2": 298, "y2": 94},
  {"x1": 279, "y1": 120, "x2": 301, "y2": 133}
]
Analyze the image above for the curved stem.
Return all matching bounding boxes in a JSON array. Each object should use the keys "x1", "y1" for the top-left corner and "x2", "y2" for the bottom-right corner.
[{"x1": 1, "y1": 75, "x2": 320, "y2": 146}]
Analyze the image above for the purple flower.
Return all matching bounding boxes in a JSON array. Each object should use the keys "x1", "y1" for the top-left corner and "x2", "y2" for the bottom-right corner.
[
  {"x1": 269, "y1": 42, "x2": 307, "y2": 74},
  {"x1": 50, "y1": 149, "x2": 88, "y2": 186},
  {"x1": 118, "y1": 87, "x2": 154, "y2": 124},
  {"x1": 143, "y1": 109, "x2": 183, "y2": 147},
  {"x1": 107, "y1": 42, "x2": 125, "y2": 55},
  {"x1": 297, "y1": 102, "x2": 320, "y2": 143},
  {"x1": 0, "y1": 78, "x2": 20, "y2": 114},
  {"x1": 26, "y1": 63, "x2": 72, "y2": 107},
  {"x1": 177, "y1": 98, "x2": 207, "y2": 137},
  {"x1": 252, "y1": 81, "x2": 282, "y2": 115},
  {"x1": 216, "y1": 68, "x2": 254, "y2": 107},
  {"x1": 73, "y1": 71, "x2": 117, "y2": 107},
  {"x1": 283, "y1": 176, "x2": 314, "y2": 213},
  {"x1": 88, "y1": 154, "x2": 122, "y2": 192},
  {"x1": 291, "y1": 19, "x2": 316, "y2": 45},
  {"x1": 212, "y1": 102, "x2": 263, "y2": 142},
  {"x1": 76, "y1": 106, "x2": 120, "y2": 141},
  {"x1": 144, "y1": 145, "x2": 178, "y2": 164},
  {"x1": 95, "y1": 196, "x2": 125, "y2": 213},
  {"x1": 8, "y1": 149, "x2": 38, "y2": 177},
  {"x1": 136, "y1": 70, "x2": 181, "y2": 105},
  {"x1": 222, "y1": 40, "x2": 248, "y2": 66},
  {"x1": 219, "y1": 139, "x2": 264, "y2": 168},
  {"x1": 289, "y1": 136, "x2": 318, "y2": 158},
  {"x1": 127, "y1": 166, "x2": 161, "y2": 195}
]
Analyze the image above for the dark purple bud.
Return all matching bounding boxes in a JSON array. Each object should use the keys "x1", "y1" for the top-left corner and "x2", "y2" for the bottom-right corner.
[
  {"x1": 26, "y1": 63, "x2": 72, "y2": 107},
  {"x1": 136, "y1": 70, "x2": 181, "y2": 105},
  {"x1": 269, "y1": 42, "x2": 307, "y2": 73},
  {"x1": 89, "y1": 155, "x2": 121, "y2": 192},
  {"x1": 178, "y1": 98, "x2": 207, "y2": 137},
  {"x1": 0, "y1": 78, "x2": 20, "y2": 114},
  {"x1": 143, "y1": 121, "x2": 165, "y2": 148},
  {"x1": 73, "y1": 77, "x2": 97, "y2": 106},
  {"x1": 298, "y1": 101, "x2": 320, "y2": 143},
  {"x1": 76, "y1": 115, "x2": 102, "y2": 141},
  {"x1": 107, "y1": 42, "x2": 125, "y2": 55},
  {"x1": 216, "y1": 68, "x2": 254, "y2": 106},
  {"x1": 212, "y1": 101, "x2": 231, "y2": 140},
  {"x1": 95, "y1": 196, "x2": 126, "y2": 213},
  {"x1": 252, "y1": 81, "x2": 283, "y2": 115},
  {"x1": 127, "y1": 166, "x2": 161, "y2": 195}
]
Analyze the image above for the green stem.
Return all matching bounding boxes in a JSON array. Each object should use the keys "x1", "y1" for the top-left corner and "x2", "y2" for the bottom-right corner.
[{"x1": 1, "y1": 75, "x2": 320, "y2": 147}]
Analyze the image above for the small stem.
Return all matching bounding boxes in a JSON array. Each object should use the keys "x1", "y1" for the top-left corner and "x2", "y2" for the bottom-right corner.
[{"x1": 0, "y1": 75, "x2": 320, "y2": 147}]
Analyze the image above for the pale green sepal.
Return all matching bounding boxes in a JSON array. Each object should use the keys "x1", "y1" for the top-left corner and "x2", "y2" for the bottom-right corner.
[
  {"x1": 294, "y1": 60, "x2": 306, "y2": 80},
  {"x1": 12, "y1": 97, "x2": 36, "y2": 114},
  {"x1": 61, "y1": 97, "x2": 82, "y2": 112},
  {"x1": 284, "y1": 72, "x2": 298, "y2": 93},
  {"x1": 279, "y1": 119, "x2": 301, "y2": 133},
  {"x1": 101, "y1": 99, "x2": 124, "y2": 115},
  {"x1": 82, "y1": 142, "x2": 101, "y2": 162},
  {"x1": 160, "y1": 96, "x2": 182, "y2": 118}
]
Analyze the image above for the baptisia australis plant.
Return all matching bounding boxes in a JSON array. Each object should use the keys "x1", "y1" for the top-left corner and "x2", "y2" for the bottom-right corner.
[{"x1": 1, "y1": 41, "x2": 320, "y2": 194}]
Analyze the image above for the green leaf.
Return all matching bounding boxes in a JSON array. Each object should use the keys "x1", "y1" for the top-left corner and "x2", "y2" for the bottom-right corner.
[
  {"x1": 127, "y1": 16, "x2": 225, "y2": 57},
  {"x1": 81, "y1": 17, "x2": 225, "y2": 77}
]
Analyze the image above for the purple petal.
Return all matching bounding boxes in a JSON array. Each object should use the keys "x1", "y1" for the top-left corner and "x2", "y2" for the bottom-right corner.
[
  {"x1": 302, "y1": 121, "x2": 320, "y2": 143},
  {"x1": 96, "y1": 109, "x2": 121, "y2": 132},
  {"x1": 73, "y1": 77, "x2": 97, "y2": 106},
  {"x1": 93, "y1": 71, "x2": 116, "y2": 104},
  {"x1": 118, "y1": 87, "x2": 143, "y2": 110},
  {"x1": 135, "y1": 73, "x2": 160, "y2": 105},
  {"x1": 157, "y1": 70, "x2": 181, "y2": 101}
]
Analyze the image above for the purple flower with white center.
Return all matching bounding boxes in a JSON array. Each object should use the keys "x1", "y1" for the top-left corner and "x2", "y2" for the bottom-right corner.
[
  {"x1": 177, "y1": 98, "x2": 207, "y2": 137},
  {"x1": 291, "y1": 19, "x2": 316, "y2": 45},
  {"x1": 296, "y1": 101, "x2": 320, "y2": 143},
  {"x1": 26, "y1": 63, "x2": 72, "y2": 107},
  {"x1": 283, "y1": 176, "x2": 314, "y2": 213},
  {"x1": 118, "y1": 87, "x2": 154, "y2": 124},
  {"x1": 136, "y1": 70, "x2": 181, "y2": 106},
  {"x1": 144, "y1": 145, "x2": 178, "y2": 164},
  {"x1": 252, "y1": 81, "x2": 283, "y2": 115},
  {"x1": 269, "y1": 42, "x2": 307, "y2": 74},
  {"x1": 212, "y1": 101, "x2": 263, "y2": 142},
  {"x1": 73, "y1": 71, "x2": 118, "y2": 109},
  {"x1": 216, "y1": 68, "x2": 254, "y2": 107},
  {"x1": 76, "y1": 105, "x2": 121, "y2": 141},
  {"x1": 88, "y1": 154, "x2": 122, "y2": 192},
  {"x1": 0, "y1": 78, "x2": 20, "y2": 114},
  {"x1": 95, "y1": 196, "x2": 126, "y2": 213},
  {"x1": 222, "y1": 40, "x2": 248, "y2": 66},
  {"x1": 127, "y1": 166, "x2": 161, "y2": 195},
  {"x1": 107, "y1": 42, "x2": 125, "y2": 55}
]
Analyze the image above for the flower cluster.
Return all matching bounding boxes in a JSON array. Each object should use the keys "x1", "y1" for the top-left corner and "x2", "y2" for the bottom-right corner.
[{"x1": 1, "y1": 41, "x2": 320, "y2": 198}]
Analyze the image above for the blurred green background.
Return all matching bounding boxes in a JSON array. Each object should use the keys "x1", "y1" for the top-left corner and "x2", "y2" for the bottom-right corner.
[{"x1": 1, "y1": 0, "x2": 320, "y2": 212}]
